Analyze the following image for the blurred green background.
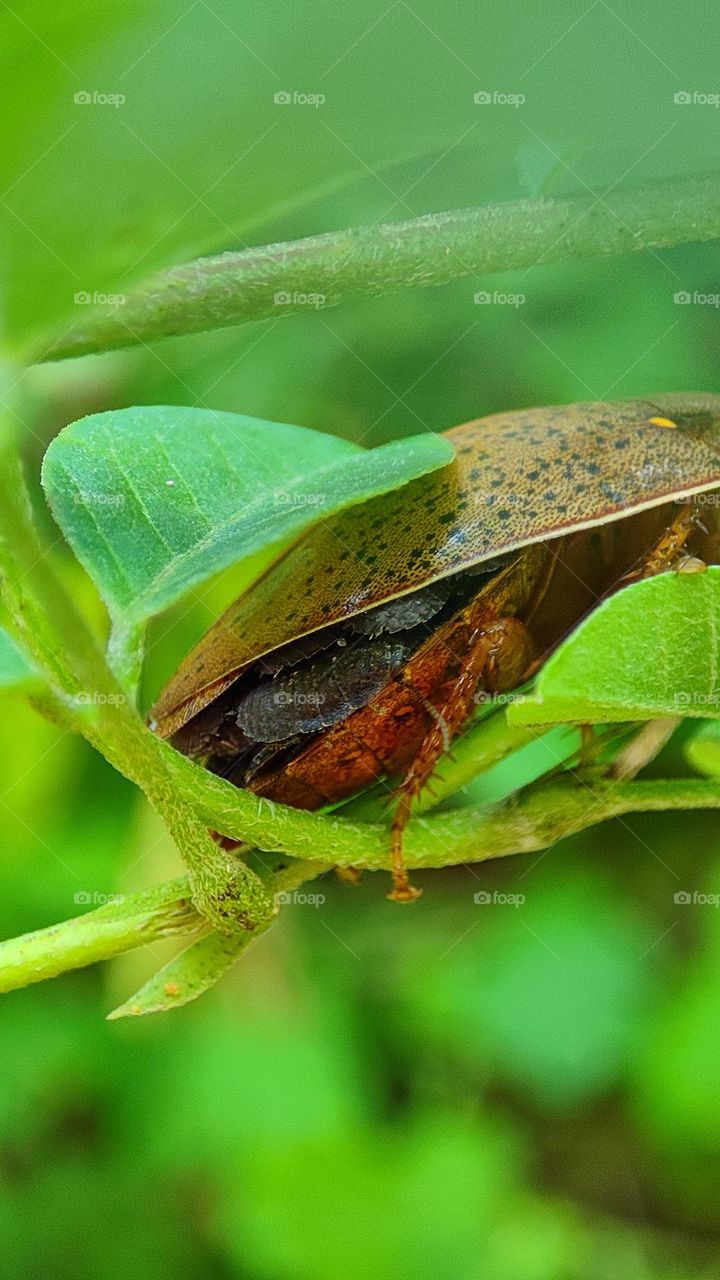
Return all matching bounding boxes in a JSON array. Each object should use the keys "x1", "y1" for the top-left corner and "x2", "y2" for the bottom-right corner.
[{"x1": 3, "y1": 1, "x2": 720, "y2": 1276}]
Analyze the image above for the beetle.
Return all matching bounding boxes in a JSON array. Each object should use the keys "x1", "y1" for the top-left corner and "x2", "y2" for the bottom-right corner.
[{"x1": 151, "y1": 394, "x2": 720, "y2": 901}]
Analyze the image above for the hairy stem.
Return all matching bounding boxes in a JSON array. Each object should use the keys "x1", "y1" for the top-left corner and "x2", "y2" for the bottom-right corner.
[
  {"x1": 149, "y1": 751, "x2": 720, "y2": 870},
  {"x1": 3, "y1": 773, "x2": 720, "y2": 997},
  {"x1": 0, "y1": 426, "x2": 274, "y2": 934},
  {"x1": 0, "y1": 855, "x2": 324, "y2": 996},
  {"x1": 40, "y1": 173, "x2": 720, "y2": 359},
  {"x1": 0, "y1": 878, "x2": 200, "y2": 993}
]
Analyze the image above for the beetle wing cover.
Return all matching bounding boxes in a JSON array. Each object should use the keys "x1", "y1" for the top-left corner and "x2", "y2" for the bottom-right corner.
[{"x1": 152, "y1": 395, "x2": 720, "y2": 737}]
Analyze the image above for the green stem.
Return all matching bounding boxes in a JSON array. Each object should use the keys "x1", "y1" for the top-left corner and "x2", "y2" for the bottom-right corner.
[
  {"x1": 36, "y1": 688, "x2": 278, "y2": 934},
  {"x1": 0, "y1": 856, "x2": 324, "y2": 996},
  {"x1": 0, "y1": 423, "x2": 111, "y2": 698},
  {"x1": 0, "y1": 426, "x2": 274, "y2": 935},
  {"x1": 3, "y1": 774, "x2": 720, "y2": 998},
  {"x1": 26, "y1": 668, "x2": 720, "y2": 879},
  {"x1": 0, "y1": 878, "x2": 199, "y2": 993},
  {"x1": 107, "y1": 856, "x2": 325, "y2": 1018},
  {"x1": 106, "y1": 617, "x2": 147, "y2": 702},
  {"x1": 39, "y1": 173, "x2": 720, "y2": 359},
  {"x1": 150, "y1": 752, "x2": 720, "y2": 870}
]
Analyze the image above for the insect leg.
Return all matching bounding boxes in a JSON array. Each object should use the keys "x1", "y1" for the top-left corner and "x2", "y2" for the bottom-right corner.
[
  {"x1": 387, "y1": 611, "x2": 533, "y2": 903},
  {"x1": 631, "y1": 500, "x2": 705, "y2": 580}
]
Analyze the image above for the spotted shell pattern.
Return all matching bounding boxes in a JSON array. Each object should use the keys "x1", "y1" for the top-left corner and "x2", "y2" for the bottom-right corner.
[{"x1": 152, "y1": 394, "x2": 720, "y2": 738}]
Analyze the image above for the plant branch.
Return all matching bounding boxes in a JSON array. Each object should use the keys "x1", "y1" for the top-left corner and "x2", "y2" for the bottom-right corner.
[
  {"x1": 39, "y1": 173, "x2": 720, "y2": 359},
  {"x1": 107, "y1": 855, "x2": 325, "y2": 1017},
  {"x1": 3, "y1": 772, "x2": 720, "y2": 998},
  {"x1": 26, "y1": 672, "x2": 720, "y2": 881},
  {"x1": 0, "y1": 855, "x2": 325, "y2": 996},
  {"x1": 0, "y1": 878, "x2": 200, "y2": 993},
  {"x1": 148, "y1": 750, "x2": 720, "y2": 870},
  {"x1": 0, "y1": 424, "x2": 275, "y2": 934}
]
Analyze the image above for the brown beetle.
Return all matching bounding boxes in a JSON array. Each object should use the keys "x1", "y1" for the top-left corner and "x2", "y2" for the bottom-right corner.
[{"x1": 151, "y1": 395, "x2": 720, "y2": 900}]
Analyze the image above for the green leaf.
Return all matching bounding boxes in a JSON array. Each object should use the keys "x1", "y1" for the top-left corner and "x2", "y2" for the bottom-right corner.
[
  {"x1": 508, "y1": 569, "x2": 720, "y2": 727},
  {"x1": 685, "y1": 721, "x2": 720, "y2": 778},
  {"x1": 41, "y1": 406, "x2": 453, "y2": 624},
  {"x1": 108, "y1": 927, "x2": 259, "y2": 1019},
  {"x1": 0, "y1": 627, "x2": 40, "y2": 692}
]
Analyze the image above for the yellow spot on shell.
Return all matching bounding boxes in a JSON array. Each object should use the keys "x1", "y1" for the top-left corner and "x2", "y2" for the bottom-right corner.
[{"x1": 648, "y1": 416, "x2": 678, "y2": 429}]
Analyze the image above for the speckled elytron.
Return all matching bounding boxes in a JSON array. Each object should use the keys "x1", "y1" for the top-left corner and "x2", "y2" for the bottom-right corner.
[{"x1": 151, "y1": 394, "x2": 720, "y2": 899}]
